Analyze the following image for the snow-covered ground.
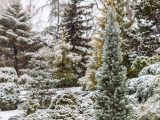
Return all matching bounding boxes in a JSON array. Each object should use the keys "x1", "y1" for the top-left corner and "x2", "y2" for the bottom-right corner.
[{"x1": 0, "y1": 110, "x2": 23, "y2": 120}]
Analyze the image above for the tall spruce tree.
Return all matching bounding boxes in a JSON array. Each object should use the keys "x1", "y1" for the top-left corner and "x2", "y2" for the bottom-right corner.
[
  {"x1": 60, "y1": 0, "x2": 93, "y2": 77},
  {"x1": 0, "y1": 1, "x2": 43, "y2": 74},
  {"x1": 134, "y1": 0, "x2": 160, "y2": 56},
  {"x1": 51, "y1": 28, "x2": 80, "y2": 86},
  {"x1": 95, "y1": 8, "x2": 130, "y2": 120}
]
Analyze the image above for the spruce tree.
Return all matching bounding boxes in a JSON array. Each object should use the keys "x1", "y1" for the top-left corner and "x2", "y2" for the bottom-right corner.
[
  {"x1": 60, "y1": 0, "x2": 93, "y2": 77},
  {"x1": 134, "y1": 0, "x2": 160, "y2": 56},
  {"x1": 95, "y1": 8, "x2": 130, "y2": 120},
  {"x1": 51, "y1": 28, "x2": 79, "y2": 86},
  {"x1": 0, "y1": 1, "x2": 43, "y2": 74}
]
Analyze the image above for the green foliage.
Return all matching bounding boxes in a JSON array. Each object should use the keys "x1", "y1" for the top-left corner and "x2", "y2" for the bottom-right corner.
[
  {"x1": 60, "y1": 0, "x2": 93, "y2": 77},
  {"x1": 134, "y1": 0, "x2": 160, "y2": 56},
  {"x1": 51, "y1": 29, "x2": 77, "y2": 87},
  {"x1": 129, "y1": 55, "x2": 160, "y2": 78},
  {"x1": 53, "y1": 79, "x2": 77, "y2": 88},
  {"x1": 0, "y1": 82, "x2": 19, "y2": 111},
  {"x1": 0, "y1": 68, "x2": 19, "y2": 111},
  {"x1": 24, "y1": 98, "x2": 40, "y2": 115},
  {"x1": 53, "y1": 69, "x2": 75, "y2": 81},
  {"x1": 95, "y1": 8, "x2": 130, "y2": 120},
  {"x1": 0, "y1": 1, "x2": 43, "y2": 74},
  {"x1": 95, "y1": 0, "x2": 135, "y2": 80},
  {"x1": 84, "y1": 56, "x2": 98, "y2": 90}
]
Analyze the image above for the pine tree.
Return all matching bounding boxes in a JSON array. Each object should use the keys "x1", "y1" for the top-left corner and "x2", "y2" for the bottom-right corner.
[
  {"x1": 134, "y1": 0, "x2": 160, "y2": 56},
  {"x1": 0, "y1": 1, "x2": 43, "y2": 74},
  {"x1": 51, "y1": 28, "x2": 80, "y2": 87},
  {"x1": 60, "y1": 0, "x2": 93, "y2": 77},
  {"x1": 95, "y1": 8, "x2": 130, "y2": 120}
]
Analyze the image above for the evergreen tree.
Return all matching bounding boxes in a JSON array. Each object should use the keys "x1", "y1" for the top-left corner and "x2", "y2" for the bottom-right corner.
[
  {"x1": 83, "y1": 38, "x2": 103, "y2": 90},
  {"x1": 84, "y1": 0, "x2": 134, "y2": 89},
  {"x1": 95, "y1": 8, "x2": 130, "y2": 120},
  {"x1": 0, "y1": 1, "x2": 43, "y2": 74},
  {"x1": 83, "y1": 50, "x2": 98, "y2": 90},
  {"x1": 134, "y1": 0, "x2": 160, "y2": 56},
  {"x1": 51, "y1": 28, "x2": 80, "y2": 86},
  {"x1": 60, "y1": 0, "x2": 93, "y2": 77}
]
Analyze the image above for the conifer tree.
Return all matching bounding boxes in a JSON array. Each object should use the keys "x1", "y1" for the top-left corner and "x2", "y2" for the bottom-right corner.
[
  {"x1": 84, "y1": 0, "x2": 134, "y2": 89},
  {"x1": 0, "y1": 1, "x2": 43, "y2": 74},
  {"x1": 51, "y1": 29, "x2": 80, "y2": 86},
  {"x1": 134, "y1": 0, "x2": 160, "y2": 56},
  {"x1": 95, "y1": 8, "x2": 130, "y2": 120},
  {"x1": 84, "y1": 51, "x2": 98, "y2": 90},
  {"x1": 83, "y1": 38, "x2": 103, "y2": 90},
  {"x1": 60, "y1": 0, "x2": 93, "y2": 77}
]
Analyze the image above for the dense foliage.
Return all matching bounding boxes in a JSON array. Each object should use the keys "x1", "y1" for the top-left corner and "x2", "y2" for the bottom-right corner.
[
  {"x1": 0, "y1": 0, "x2": 159, "y2": 120},
  {"x1": 0, "y1": 1, "x2": 43, "y2": 74},
  {"x1": 95, "y1": 8, "x2": 130, "y2": 120}
]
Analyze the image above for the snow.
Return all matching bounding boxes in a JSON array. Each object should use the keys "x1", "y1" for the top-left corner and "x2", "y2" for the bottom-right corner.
[
  {"x1": 55, "y1": 87, "x2": 82, "y2": 93},
  {"x1": 139, "y1": 63, "x2": 160, "y2": 76},
  {"x1": 128, "y1": 75, "x2": 156, "y2": 102},
  {"x1": 0, "y1": 110, "x2": 23, "y2": 120}
]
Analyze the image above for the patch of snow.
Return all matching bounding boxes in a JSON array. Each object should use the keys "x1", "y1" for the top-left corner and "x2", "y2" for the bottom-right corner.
[
  {"x1": 0, "y1": 110, "x2": 24, "y2": 120},
  {"x1": 55, "y1": 87, "x2": 82, "y2": 93}
]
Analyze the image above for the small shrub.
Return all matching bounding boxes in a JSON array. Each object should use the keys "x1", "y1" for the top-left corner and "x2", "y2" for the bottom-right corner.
[
  {"x1": 23, "y1": 98, "x2": 40, "y2": 115},
  {"x1": 0, "y1": 82, "x2": 19, "y2": 111}
]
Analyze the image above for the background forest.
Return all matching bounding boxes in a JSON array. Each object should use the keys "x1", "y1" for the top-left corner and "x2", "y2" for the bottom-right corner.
[{"x1": 0, "y1": 0, "x2": 159, "y2": 120}]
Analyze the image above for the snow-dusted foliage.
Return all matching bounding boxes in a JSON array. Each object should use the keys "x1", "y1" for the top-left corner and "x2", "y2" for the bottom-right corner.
[
  {"x1": 0, "y1": 67, "x2": 18, "y2": 82},
  {"x1": 14, "y1": 109, "x2": 55, "y2": 120},
  {"x1": 0, "y1": 67, "x2": 19, "y2": 111},
  {"x1": 50, "y1": 29, "x2": 80, "y2": 87},
  {"x1": 48, "y1": 91, "x2": 94, "y2": 120},
  {"x1": 60, "y1": 0, "x2": 93, "y2": 77},
  {"x1": 0, "y1": 67, "x2": 18, "y2": 83},
  {"x1": 138, "y1": 63, "x2": 160, "y2": 76},
  {"x1": 20, "y1": 87, "x2": 55, "y2": 111},
  {"x1": 0, "y1": 1, "x2": 43, "y2": 74},
  {"x1": 17, "y1": 74, "x2": 33, "y2": 85},
  {"x1": 130, "y1": 56, "x2": 150, "y2": 77},
  {"x1": 134, "y1": 0, "x2": 160, "y2": 56},
  {"x1": 128, "y1": 75, "x2": 160, "y2": 120},
  {"x1": 128, "y1": 75, "x2": 156, "y2": 103},
  {"x1": 23, "y1": 98, "x2": 40, "y2": 115},
  {"x1": 10, "y1": 91, "x2": 95, "y2": 120},
  {"x1": 0, "y1": 83, "x2": 19, "y2": 111},
  {"x1": 129, "y1": 56, "x2": 160, "y2": 77},
  {"x1": 81, "y1": 55, "x2": 98, "y2": 91},
  {"x1": 95, "y1": 8, "x2": 130, "y2": 120}
]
